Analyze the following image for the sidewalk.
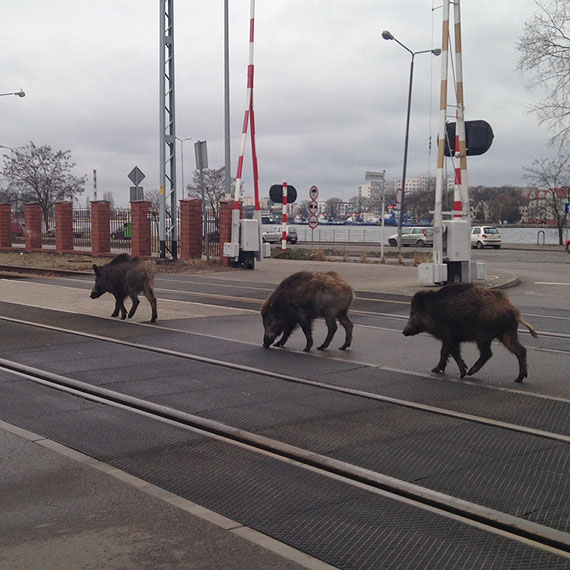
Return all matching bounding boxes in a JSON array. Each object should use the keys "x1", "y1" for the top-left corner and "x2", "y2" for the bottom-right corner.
[{"x1": 217, "y1": 257, "x2": 519, "y2": 296}]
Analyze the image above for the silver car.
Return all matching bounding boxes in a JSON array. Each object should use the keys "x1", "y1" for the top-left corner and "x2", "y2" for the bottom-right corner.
[
  {"x1": 262, "y1": 225, "x2": 298, "y2": 244},
  {"x1": 388, "y1": 226, "x2": 433, "y2": 247},
  {"x1": 471, "y1": 226, "x2": 501, "y2": 249}
]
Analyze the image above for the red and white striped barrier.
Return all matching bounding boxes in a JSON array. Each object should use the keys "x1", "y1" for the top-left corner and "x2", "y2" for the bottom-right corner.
[{"x1": 282, "y1": 181, "x2": 288, "y2": 251}]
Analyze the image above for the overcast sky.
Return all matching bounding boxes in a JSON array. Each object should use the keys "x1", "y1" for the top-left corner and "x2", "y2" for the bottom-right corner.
[{"x1": 0, "y1": 0, "x2": 551, "y2": 207}]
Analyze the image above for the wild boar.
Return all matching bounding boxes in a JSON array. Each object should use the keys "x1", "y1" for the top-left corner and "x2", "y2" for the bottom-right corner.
[
  {"x1": 90, "y1": 253, "x2": 158, "y2": 322},
  {"x1": 261, "y1": 271, "x2": 354, "y2": 352},
  {"x1": 402, "y1": 282, "x2": 537, "y2": 382}
]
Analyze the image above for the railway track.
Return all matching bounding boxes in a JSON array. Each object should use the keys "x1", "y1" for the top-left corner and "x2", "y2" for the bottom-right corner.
[
  {"x1": 1, "y1": 315, "x2": 570, "y2": 565},
  {"x1": 2, "y1": 269, "x2": 570, "y2": 568}
]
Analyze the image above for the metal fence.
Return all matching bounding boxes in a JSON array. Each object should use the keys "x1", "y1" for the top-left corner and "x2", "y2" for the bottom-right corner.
[{"x1": 12, "y1": 207, "x2": 220, "y2": 258}]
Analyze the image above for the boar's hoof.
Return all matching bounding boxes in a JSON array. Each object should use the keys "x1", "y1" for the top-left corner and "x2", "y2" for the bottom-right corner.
[
  {"x1": 316, "y1": 345, "x2": 327, "y2": 351},
  {"x1": 431, "y1": 366, "x2": 444, "y2": 374},
  {"x1": 514, "y1": 372, "x2": 527, "y2": 383},
  {"x1": 303, "y1": 345, "x2": 312, "y2": 352}
]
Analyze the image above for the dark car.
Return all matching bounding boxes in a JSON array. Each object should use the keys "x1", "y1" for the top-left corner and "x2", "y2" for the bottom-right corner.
[{"x1": 565, "y1": 238, "x2": 570, "y2": 254}]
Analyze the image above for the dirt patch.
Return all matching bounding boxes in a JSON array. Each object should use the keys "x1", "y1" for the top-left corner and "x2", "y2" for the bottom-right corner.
[{"x1": 0, "y1": 251, "x2": 233, "y2": 274}]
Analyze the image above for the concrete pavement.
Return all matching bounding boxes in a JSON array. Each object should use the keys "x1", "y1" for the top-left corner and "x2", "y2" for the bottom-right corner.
[{"x1": 0, "y1": 255, "x2": 519, "y2": 570}]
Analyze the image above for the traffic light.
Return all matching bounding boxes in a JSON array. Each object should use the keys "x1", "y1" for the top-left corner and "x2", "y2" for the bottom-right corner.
[
  {"x1": 269, "y1": 184, "x2": 297, "y2": 204},
  {"x1": 444, "y1": 120, "x2": 494, "y2": 157}
]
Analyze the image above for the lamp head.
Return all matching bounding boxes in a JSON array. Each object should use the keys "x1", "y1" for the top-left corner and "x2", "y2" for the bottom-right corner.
[
  {"x1": 381, "y1": 30, "x2": 394, "y2": 41},
  {"x1": 432, "y1": 49, "x2": 442, "y2": 56},
  {"x1": 16, "y1": 90, "x2": 25, "y2": 97}
]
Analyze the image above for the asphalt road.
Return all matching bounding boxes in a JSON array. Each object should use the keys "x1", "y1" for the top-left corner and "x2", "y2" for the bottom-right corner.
[{"x1": 1, "y1": 249, "x2": 569, "y2": 569}]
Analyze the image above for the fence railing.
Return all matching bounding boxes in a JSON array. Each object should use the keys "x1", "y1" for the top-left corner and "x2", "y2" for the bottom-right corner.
[{"x1": 7, "y1": 207, "x2": 219, "y2": 258}]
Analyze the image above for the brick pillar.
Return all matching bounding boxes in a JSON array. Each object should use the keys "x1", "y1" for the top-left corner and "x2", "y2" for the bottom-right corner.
[
  {"x1": 55, "y1": 201, "x2": 74, "y2": 254},
  {"x1": 179, "y1": 199, "x2": 203, "y2": 259},
  {"x1": 24, "y1": 203, "x2": 43, "y2": 252},
  {"x1": 91, "y1": 201, "x2": 111, "y2": 256},
  {"x1": 220, "y1": 201, "x2": 242, "y2": 267},
  {"x1": 131, "y1": 201, "x2": 151, "y2": 258},
  {"x1": 0, "y1": 204, "x2": 11, "y2": 249}
]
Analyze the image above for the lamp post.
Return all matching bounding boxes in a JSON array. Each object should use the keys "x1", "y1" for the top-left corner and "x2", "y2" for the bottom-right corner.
[
  {"x1": 381, "y1": 30, "x2": 440, "y2": 259},
  {"x1": 0, "y1": 90, "x2": 25, "y2": 97},
  {"x1": 176, "y1": 136, "x2": 192, "y2": 198}
]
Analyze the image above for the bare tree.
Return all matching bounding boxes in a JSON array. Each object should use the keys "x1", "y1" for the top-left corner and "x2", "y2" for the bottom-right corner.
[
  {"x1": 324, "y1": 197, "x2": 343, "y2": 220},
  {"x1": 1, "y1": 142, "x2": 87, "y2": 229},
  {"x1": 518, "y1": 0, "x2": 570, "y2": 140},
  {"x1": 186, "y1": 167, "x2": 235, "y2": 224},
  {"x1": 523, "y1": 148, "x2": 570, "y2": 243}
]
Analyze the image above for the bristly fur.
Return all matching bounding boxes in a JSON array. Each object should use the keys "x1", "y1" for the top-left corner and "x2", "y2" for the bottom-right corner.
[
  {"x1": 91, "y1": 255, "x2": 157, "y2": 322},
  {"x1": 261, "y1": 271, "x2": 354, "y2": 352},
  {"x1": 403, "y1": 282, "x2": 536, "y2": 382}
]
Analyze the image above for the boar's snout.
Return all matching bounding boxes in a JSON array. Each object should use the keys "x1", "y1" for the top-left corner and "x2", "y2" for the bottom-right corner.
[
  {"x1": 90, "y1": 287, "x2": 104, "y2": 299},
  {"x1": 263, "y1": 332, "x2": 277, "y2": 348},
  {"x1": 402, "y1": 318, "x2": 421, "y2": 337}
]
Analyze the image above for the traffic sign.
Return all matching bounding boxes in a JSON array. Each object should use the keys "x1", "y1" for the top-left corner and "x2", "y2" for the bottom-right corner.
[
  {"x1": 396, "y1": 188, "x2": 402, "y2": 204},
  {"x1": 308, "y1": 201, "x2": 319, "y2": 214},
  {"x1": 308, "y1": 214, "x2": 319, "y2": 230},
  {"x1": 309, "y1": 185, "x2": 319, "y2": 201},
  {"x1": 565, "y1": 202, "x2": 569, "y2": 214},
  {"x1": 128, "y1": 166, "x2": 145, "y2": 187}
]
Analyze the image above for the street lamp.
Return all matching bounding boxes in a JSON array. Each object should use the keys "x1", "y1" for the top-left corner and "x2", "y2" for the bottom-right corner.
[
  {"x1": 382, "y1": 30, "x2": 441, "y2": 259},
  {"x1": 0, "y1": 90, "x2": 25, "y2": 97},
  {"x1": 176, "y1": 136, "x2": 192, "y2": 198}
]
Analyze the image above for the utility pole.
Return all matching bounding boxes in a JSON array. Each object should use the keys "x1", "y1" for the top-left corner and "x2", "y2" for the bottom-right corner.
[
  {"x1": 159, "y1": 0, "x2": 177, "y2": 260},
  {"x1": 423, "y1": 0, "x2": 473, "y2": 285}
]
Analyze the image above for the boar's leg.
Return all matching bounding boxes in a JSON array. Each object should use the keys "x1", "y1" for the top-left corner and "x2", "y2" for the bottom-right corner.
[
  {"x1": 432, "y1": 341, "x2": 452, "y2": 374},
  {"x1": 317, "y1": 316, "x2": 338, "y2": 351},
  {"x1": 299, "y1": 317, "x2": 314, "y2": 352},
  {"x1": 274, "y1": 323, "x2": 295, "y2": 347},
  {"x1": 337, "y1": 311, "x2": 353, "y2": 350},
  {"x1": 449, "y1": 344, "x2": 468, "y2": 378},
  {"x1": 498, "y1": 331, "x2": 528, "y2": 382},
  {"x1": 127, "y1": 295, "x2": 140, "y2": 319},
  {"x1": 467, "y1": 337, "x2": 493, "y2": 377},
  {"x1": 143, "y1": 286, "x2": 158, "y2": 322},
  {"x1": 433, "y1": 340, "x2": 466, "y2": 375},
  {"x1": 112, "y1": 294, "x2": 128, "y2": 319}
]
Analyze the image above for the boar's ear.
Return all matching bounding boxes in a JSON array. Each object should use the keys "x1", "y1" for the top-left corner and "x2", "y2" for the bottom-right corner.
[
  {"x1": 411, "y1": 290, "x2": 426, "y2": 310},
  {"x1": 92, "y1": 264, "x2": 99, "y2": 275}
]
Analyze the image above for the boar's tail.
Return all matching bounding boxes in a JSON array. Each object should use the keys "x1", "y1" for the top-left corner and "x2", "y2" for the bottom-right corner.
[{"x1": 519, "y1": 316, "x2": 538, "y2": 338}]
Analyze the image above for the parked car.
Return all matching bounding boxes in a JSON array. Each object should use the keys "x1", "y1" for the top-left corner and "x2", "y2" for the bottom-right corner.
[
  {"x1": 262, "y1": 225, "x2": 298, "y2": 244},
  {"x1": 388, "y1": 226, "x2": 433, "y2": 247},
  {"x1": 565, "y1": 237, "x2": 570, "y2": 254},
  {"x1": 471, "y1": 225, "x2": 501, "y2": 249},
  {"x1": 46, "y1": 226, "x2": 84, "y2": 238}
]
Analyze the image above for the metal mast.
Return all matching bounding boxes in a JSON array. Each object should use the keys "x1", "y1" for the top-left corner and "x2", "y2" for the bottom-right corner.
[
  {"x1": 159, "y1": 0, "x2": 177, "y2": 259},
  {"x1": 433, "y1": 0, "x2": 450, "y2": 269},
  {"x1": 431, "y1": 0, "x2": 472, "y2": 283},
  {"x1": 224, "y1": 0, "x2": 231, "y2": 198}
]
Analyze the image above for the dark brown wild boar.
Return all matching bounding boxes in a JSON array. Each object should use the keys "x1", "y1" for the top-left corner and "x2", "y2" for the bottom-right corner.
[
  {"x1": 261, "y1": 271, "x2": 354, "y2": 352},
  {"x1": 90, "y1": 253, "x2": 158, "y2": 322},
  {"x1": 402, "y1": 282, "x2": 537, "y2": 382}
]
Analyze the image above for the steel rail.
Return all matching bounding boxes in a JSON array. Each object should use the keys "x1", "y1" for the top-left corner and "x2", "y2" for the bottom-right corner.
[
  {"x1": 0, "y1": 315, "x2": 569, "y2": 443},
  {"x1": 1, "y1": 358, "x2": 569, "y2": 556}
]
